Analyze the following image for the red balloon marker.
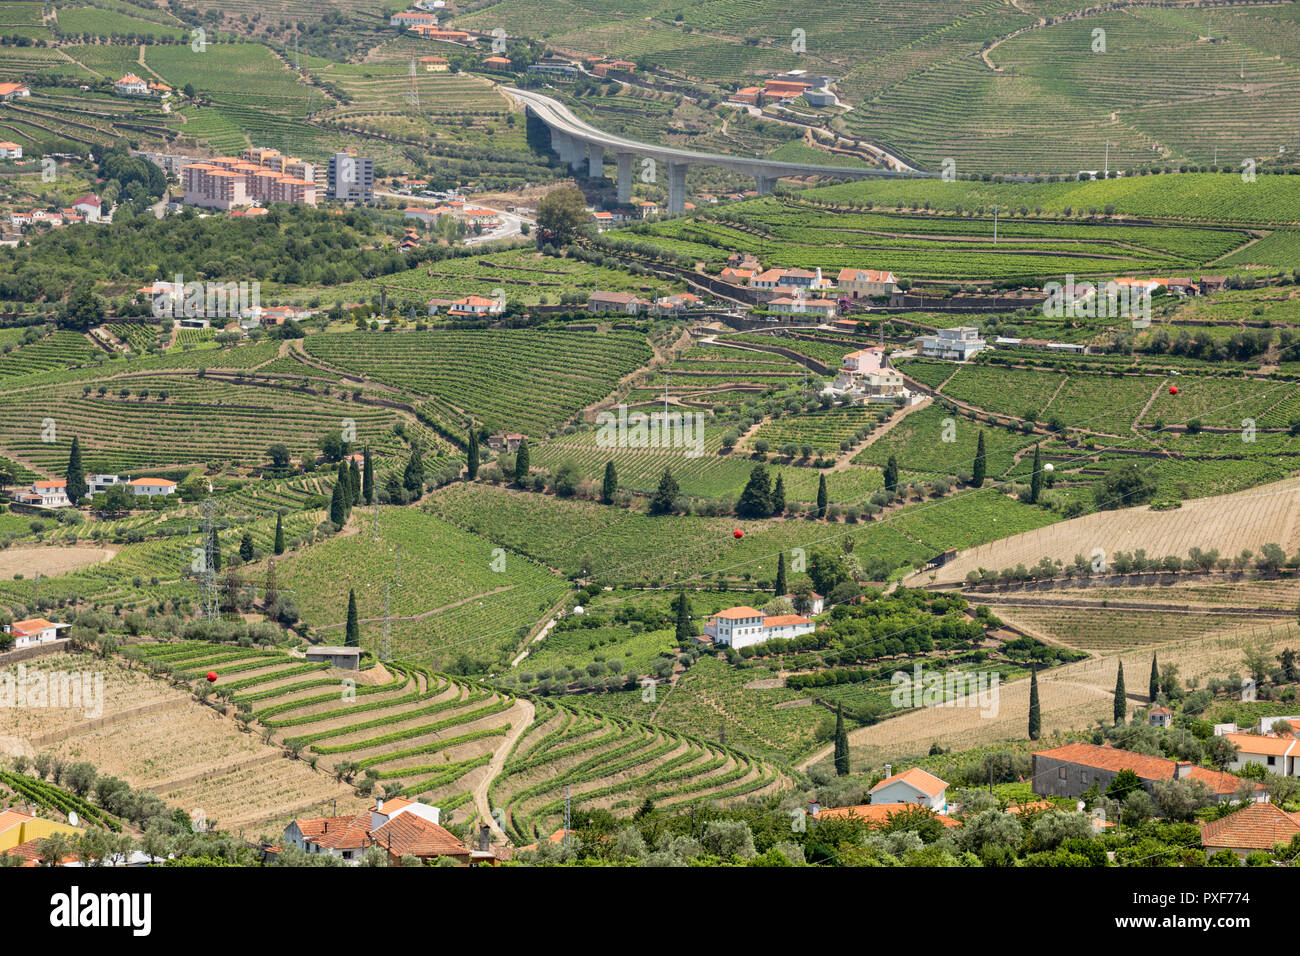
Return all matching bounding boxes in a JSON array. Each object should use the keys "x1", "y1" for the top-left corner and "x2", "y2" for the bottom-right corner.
[
  {"x1": 206, "y1": 671, "x2": 218, "y2": 683},
  {"x1": 1169, "y1": 386, "x2": 1178, "y2": 395},
  {"x1": 733, "y1": 529, "x2": 743, "y2": 539}
]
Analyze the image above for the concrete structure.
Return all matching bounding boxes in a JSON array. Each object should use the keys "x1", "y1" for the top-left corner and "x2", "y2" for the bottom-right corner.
[
  {"x1": 701, "y1": 606, "x2": 813, "y2": 650},
  {"x1": 305, "y1": 646, "x2": 362, "y2": 670},
  {"x1": 506, "y1": 87, "x2": 932, "y2": 213},
  {"x1": 1032, "y1": 742, "x2": 1266, "y2": 804},
  {"x1": 327, "y1": 153, "x2": 374, "y2": 203},
  {"x1": 183, "y1": 152, "x2": 317, "y2": 210},
  {"x1": 869, "y1": 766, "x2": 949, "y2": 812},
  {"x1": 3, "y1": 618, "x2": 71, "y2": 649},
  {"x1": 915, "y1": 326, "x2": 988, "y2": 361}
]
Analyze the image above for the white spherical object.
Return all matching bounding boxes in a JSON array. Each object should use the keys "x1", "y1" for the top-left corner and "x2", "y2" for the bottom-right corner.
[
  {"x1": 573, "y1": 606, "x2": 584, "y2": 615},
  {"x1": 1043, "y1": 463, "x2": 1054, "y2": 473}
]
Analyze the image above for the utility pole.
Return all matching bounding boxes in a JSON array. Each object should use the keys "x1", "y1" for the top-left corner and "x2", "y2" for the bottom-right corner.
[
  {"x1": 1104, "y1": 140, "x2": 1109, "y2": 179},
  {"x1": 992, "y1": 205, "x2": 998, "y2": 245},
  {"x1": 382, "y1": 584, "x2": 391, "y2": 661},
  {"x1": 563, "y1": 786, "x2": 571, "y2": 846},
  {"x1": 372, "y1": 493, "x2": 379, "y2": 541}
]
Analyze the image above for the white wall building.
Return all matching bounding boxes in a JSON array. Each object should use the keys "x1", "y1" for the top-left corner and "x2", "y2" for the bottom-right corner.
[
  {"x1": 4, "y1": 617, "x2": 71, "y2": 648},
  {"x1": 129, "y1": 478, "x2": 178, "y2": 497},
  {"x1": 702, "y1": 606, "x2": 814, "y2": 650},
  {"x1": 915, "y1": 326, "x2": 988, "y2": 361},
  {"x1": 869, "y1": 766, "x2": 949, "y2": 812}
]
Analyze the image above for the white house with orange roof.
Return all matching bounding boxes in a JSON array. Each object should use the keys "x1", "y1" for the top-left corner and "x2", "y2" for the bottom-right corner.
[
  {"x1": 129, "y1": 477, "x2": 178, "y2": 498},
  {"x1": 0, "y1": 141, "x2": 21, "y2": 160},
  {"x1": 1220, "y1": 720, "x2": 1300, "y2": 777},
  {"x1": 0, "y1": 82, "x2": 30, "y2": 101},
  {"x1": 3, "y1": 617, "x2": 71, "y2": 648},
  {"x1": 114, "y1": 73, "x2": 149, "y2": 96},
  {"x1": 702, "y1": 605, "x2": 814, "y2": 650},
  {"x1": 448, "y1": 295, "x2": 502, "y2": 317},
  {"x1": 18, "y1": 480, "x2": 69, "y2": 507},
  {"x1": 869, "y1": 766, "x2": 949, "y2": 812}
]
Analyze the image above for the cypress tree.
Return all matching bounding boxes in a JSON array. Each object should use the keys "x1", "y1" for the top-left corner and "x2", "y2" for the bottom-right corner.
[
  {"x1": 1149, "y1": 652, "x2": 1160, "y2": 701},
  {"x1": 349, "y1": 459, "x2": 362, "y2": 505},
  {"x1": 209, "y1": 527, "x2": 222, "y2": 571},
  {"x1": 329, "y1": 479, "x2": 348, "y2": 528},
  {"x1": 337, "y1": 461, "x2": 352, "y2": 508},
  {"x1": 514, "y1": 438, "x2": 530, "y2": 486},
  {"x1": 972, "y1": 430, "x2": 987, "y2": 488},
  {"x1": 1113, "y1": 660, "x2": 1126, "y2": 725},
  {"x1": 674, "y1": 590, "x2": 692, "y2": 643},
  {"x1": 403, "y1": 442, "x2": 424, "y2": 495},
  {"x1": 65, "y1": 436, "x2": 87, "y2": 504},
  {"x1": 466, "y1": 429, "x2": 479, "y2": 480},
  {"x1": 833, "y1": 703, "x2": 850, "y2": 776},
  {"x1": 816, "y1": 473, "x2": 828, "y2": 519},
  {"x1": 774, "y1": 551, "x2": 787, "y2": 597},
  {"x1": 273, "y1": 513, "x2": 285, "y2": 556},
  {"x1": 602, "y1": 461, "x2": 617, "y2": 504},
  {"x1": 650, "y1": 468, "x2": 679, "y2": 515},
  {"x1": 239, "y1": 531, "x2": 253, "y2": 562},
  {"x1": 884, "y1": 456, "x2": 899, "y2": 495},
  {"x1": 1029, "y1": 444, "x2": 1043, "y2": 504},
  {"x1": 345, "y1": 590, "x2": 359, "y2": 647},
  {"x1": 362, "y1": 446, "x2": 375, "y2": 504},
  {"x1": 736, "y1": 464, "x2": 773, "y2": 518},
  {"x1": 1028, "y1": 666, "x2": 1041, "y2": 740},
  {"x1": 771, "y1": 474, "x2": 785, "y2": 516}
]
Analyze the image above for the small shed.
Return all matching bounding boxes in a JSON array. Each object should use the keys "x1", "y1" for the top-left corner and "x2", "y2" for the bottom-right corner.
[{"x1": 305, "y1": 646, "x2": 362, "y2": 670}]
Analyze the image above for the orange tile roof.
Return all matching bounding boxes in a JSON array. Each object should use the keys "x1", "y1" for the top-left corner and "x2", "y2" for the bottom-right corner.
[
  {"x1": 762, "y1": 614, "x2": 811, "y2": 627},
  {"x1": 129, "y1": 478, "x2": 176, "y2": 487},
  {"x1": 1034, "y1": 742, "x2": 1256, "y2": 796},
  {"x1": 371, "y1": 812, "x2": 466, "y2": 858},
  {"x1": 1200, "y1": 802, "x2": 1300, "y2": 851},
  {"x1": 816, "y1": 804, "x2": 960, "y2": 827},
  {"x1": 1225, "y1": 732, "x2": 1297, "y2": 757},
  {"x1": 870, "y1": 766, "x2": 948, "y2": 798},
  {"x1": 294, "y1": 811, "x2": 373, "y2": 851},
  {"x1": 713, "y1": 606, "x2": 763, "y2": 620},
  {"x1": 10, "y1": 618, "x2": 57, "y2": 635},
  {"x1": 0, "y1": 82, "x2": 28, "y2": 97}
]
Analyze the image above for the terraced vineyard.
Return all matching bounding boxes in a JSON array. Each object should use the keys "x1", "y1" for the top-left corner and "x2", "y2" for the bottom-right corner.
[
  {"x1": 489, "y1": 698, "x2": 784, "y2": 845},
  {"x1": 303, "y1": 329, "x2": 653, "y2": 436},
  {"x1": 0, "y1": 375, "x2": 403, "y2": 473}
]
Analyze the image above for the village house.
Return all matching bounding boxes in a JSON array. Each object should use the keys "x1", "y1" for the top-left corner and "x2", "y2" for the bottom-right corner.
[
  {"x1": 780, "y1": 592, "x2": 824, "y2": 615},
  {"x1": 87, "y1": 474, "x2": 125, "y2": 495},
  {"x1": 869, "y1": 766, "x2": 949, "y2": 812},
  {"x1": 3, "y1": 617, "x2": 71, "y2": 649},
  {"x1": 0, "y1": 809, "x2": 82, "y2": 858},
  {"x1": 130, "y1": 477, "x2": 178, "y2": 497},
  {"x1": 447, "y1": 294, "x2": 502, "y2": 317},
  {"x1": 1031, "y1": 742, "x2": 1267, "y2": 804},
  {"x1": 637, "y1": 200, "x2": 658, "y2": 218},
  {"x1": 1148, "y1": 705, "x2": 1173, "y2": 728},
  {"x1": 419, "y1": 56, "x2": 449, "y2": 72},
  {"x1": 72, "y1": 194, "x2": 103, "y2": 221},
  {"x1": 371, "y1": 807, "x2": 469, "y2": 865},
  {"x1": 528, "y1": 56, "x2": 580, "y2": 77},
  {"x1": 0, "y1": 141, "x2": 21, "y2": 160},
  {"x1": 483, "y1": 56, "x2": 512, "y2": 69},
  {"x1": 409, "y1": 25, "x2": 473, "y2": 42},
  {"x1": 700, "y1": 606, "x2": 814, "y2": 650},
  {"x1": 837, "y1": 268, "x2": 898, "y2": 300},
  {"x1": 391, "y1": 10, "x2": 438, "y2": 27},
  {"x1": 1199, "y1": 801, "x2": 1300, "y2": 859},
  {"x1": 284, "y1": 797, "x2": 458, "y2": 865},
  {"x1": 654, "y1": 293, "x2": 701, "y2": 314},
  {"x1": 587, "y1": 290, "x2": 652, "y2": 315},
  {"x1": 993, "y1": 336, "x2": 1087, "y2": 355},
  {"x1": 728, "y1": 86, "x2": 762, "y2": 106},
  {"x1": 114, "y1": 73, "x2": 149, "y2": 96},
  {"x1": 915, "y1": 326, "x2": 988, "y2": 361},
  {"x1": 0, "y1": 82, "x2": 30, "y2": 101},
  {"x1": 1218, "y1": 719, "x2": 1300, "y2": 777},
  {"x1": 767, "y1": 295, "x2": 837, "y2": 319},
  {"x1": 813, "y1": 802, "x2": 961, "y2": 828},
  {"x1": 18, "y1": 479, "x2": 70, "y2": 507},
  {"x1": 487, "y1": 433, "x2": 526, "y2": 453}
]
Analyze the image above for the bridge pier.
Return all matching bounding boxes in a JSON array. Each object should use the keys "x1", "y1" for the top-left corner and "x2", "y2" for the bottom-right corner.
[
  {"x1": 667, "y1": 162, "x2": 687, "y2": 214},
  {"x1": 550, "y1": 128, "x2": 574, "y2": 164},
  {"x1": 616, "y1": 152, "x2": 634, "y2": 205},
  {"x1": 568, "y1": 138, "x2": 586, "y2": 173},
  {"x1": 755, "y1": 174, "x2": 780, "y2": 195},
  {"x1": 587, "y1": 143, "x2": 605, "y2": 179}
]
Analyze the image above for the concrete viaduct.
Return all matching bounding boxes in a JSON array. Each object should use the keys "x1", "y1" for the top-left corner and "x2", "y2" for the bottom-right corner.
[{"x1": 504, "y1": 87, "x2": 935, "y2": 214}]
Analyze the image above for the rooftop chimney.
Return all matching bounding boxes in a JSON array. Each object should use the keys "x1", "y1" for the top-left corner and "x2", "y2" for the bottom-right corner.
[
  {"x1": 808, "y1": 799, "x2": 820, "y2": 818},
  {"x1": 376, "y1": 799, "x2": 383, "y2": 813},
  {"x1": 1174, "y1": 762, "x2": 1193, "y2": 779},
  {"x1": 479, "y1": 824, "x2": 491, "y2": 852},
  {"x1": 884, "y1": 764, "x2": 892, "y2": 779}
]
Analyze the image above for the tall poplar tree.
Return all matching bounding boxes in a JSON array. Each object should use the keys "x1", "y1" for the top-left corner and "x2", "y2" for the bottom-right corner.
[
  {"x1": 1028, "y1": 666, "x2": 1041, "y2": 740},
  {"x1": 65, "y1": 436, "x2": 87, "y2": 504},
  {"x1": 972, "y1": 430, "x2": 987, "y2": 488},
  {"x1": 1113, "y1": 660, "x2": 1126, "y2": 725}
]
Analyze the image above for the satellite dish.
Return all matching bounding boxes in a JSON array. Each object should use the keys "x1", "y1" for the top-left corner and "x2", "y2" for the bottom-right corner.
[{"x1": 68, "y1": 811, "x2": 79, "y2": 827}]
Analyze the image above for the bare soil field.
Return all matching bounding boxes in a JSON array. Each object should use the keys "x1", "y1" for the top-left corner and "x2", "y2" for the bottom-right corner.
[
  {"x1": 802, "y1": 622, "x2": 1300, "y2": 772},
  {"x1": 0, "y1": 546, "x2": 116, "y2": 579},
  {"x1": 917, "y1": 476, "x2": 1300, "y2": 588}
]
